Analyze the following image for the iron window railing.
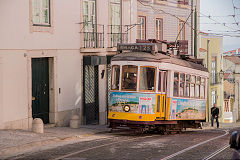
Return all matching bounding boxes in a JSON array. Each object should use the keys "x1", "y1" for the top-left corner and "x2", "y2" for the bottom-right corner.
[
  {"x1": 178, "y1": 0, "x2": 189, "y2": 5},
  {"x1": 80, "y1": 22, "x2": 104, "y2": 48},
  {"x1": 108, "y1": 25, "x2": 129, "y2": 48},
  {"x1": 211, "y1": 73, "x2": 221, "y2": 85}
]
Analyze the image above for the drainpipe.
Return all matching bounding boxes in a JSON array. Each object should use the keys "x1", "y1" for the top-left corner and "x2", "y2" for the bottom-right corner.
[
  {"x1": 194, "y1": 6, "x2": 197, "y2": 59},
  {"x1": 237, "y1": 80, "x2": 240, "y2": 121},
  {"x1": 207, "y1": 39, "x2": 210, "y2": 122},
  {"x1": 191, "y1": 0, "x2": 193, "y2": 57}
]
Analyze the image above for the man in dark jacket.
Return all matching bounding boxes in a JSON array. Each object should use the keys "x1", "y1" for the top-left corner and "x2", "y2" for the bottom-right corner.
[{"x1": 211, "y1": 103, "x2": 219, "y2": 128}]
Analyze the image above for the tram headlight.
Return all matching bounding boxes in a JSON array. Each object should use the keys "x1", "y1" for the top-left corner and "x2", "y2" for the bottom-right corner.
[{"x1": 123, "y1": 105, "x2": 130, "y2": 112}]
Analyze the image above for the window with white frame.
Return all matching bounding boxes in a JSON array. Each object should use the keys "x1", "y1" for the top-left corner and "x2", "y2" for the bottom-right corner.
[
  {"x1": 185, "y1": 74, "x2": 190, "y2": 97},
  {"x1": 211, "y1": 56, "x2": 217, "y2": 84},
  {"x1": 83, "y1": 0, "x2": 96, "y2": 32},
  {"x1": 211, "y1": 90, "x2": 217, "y2": 107},
  {"x1": 190, "y1": 75, "x2": 195, "y2": 98},
  {"x1": 156, "y1": 18, "x2": 163, "y2": 40},
  {"x1": 137, "y1": 16, "x2": 146, "y2": 40},
  {"x1": 179, "y1": 73, "x2": 185, "y2": 97},
  {"x1": 110, "y1": 0, "x2": 121, "y2": 46},
  {"x1": 32, "y1": 0, "x2": 50, "y2": 25},
  {"x1": 178, "y1": 20, "x2": 185, "y2": 40},
  {"x1": 196, "y1": 76, "x2": 200, "y2": 98},
  {"x1": 200, "y1": 77, "x2": 205, "y2": 99},
  {"x1": 111, "y1": 65, "x2": 120, "y2": 90},
  {"x1": 110, "y1": 0, "x2": 121, "y2": 27},
  {"x1": 140, "y1": 67, "x2": 156, "y2": 91},
  {"x1": 173, "y1": 72, "x2": 179, "y2": 97}
]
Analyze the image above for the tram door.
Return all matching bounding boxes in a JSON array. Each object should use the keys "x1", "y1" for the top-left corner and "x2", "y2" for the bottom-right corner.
[{"x1": 156, "y1": 70, "x2": 167, "y2": 118}]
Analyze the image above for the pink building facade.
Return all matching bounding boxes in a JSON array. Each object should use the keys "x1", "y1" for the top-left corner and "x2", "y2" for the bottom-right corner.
[{"x1": 0, "y1": 0, "x2": 199, "y2": 130}]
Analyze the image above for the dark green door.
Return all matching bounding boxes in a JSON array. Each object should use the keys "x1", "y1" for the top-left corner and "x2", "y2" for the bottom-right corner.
[
  {"x1": 83, "y1": 65, "x2": 99, "y2": 124},
  {"x1": 32, "y1": 58, "x2": 49, "y2": 124}
]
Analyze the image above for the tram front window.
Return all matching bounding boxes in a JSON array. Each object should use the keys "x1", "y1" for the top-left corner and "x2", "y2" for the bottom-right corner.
[
  {"x1": 140, "y1": 67, "x2": 155, "y2": 91},
  {"x1": 122, "y1": 65, "x2": 138, "y2": 91},
  {"x1": 111, "y1": 65, "x2": 120, "y2": 90}
]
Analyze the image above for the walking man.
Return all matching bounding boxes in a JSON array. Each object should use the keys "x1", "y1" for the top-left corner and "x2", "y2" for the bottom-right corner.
[{"x1": 211, "y1": 103, "x2": 219, "y2": 128}]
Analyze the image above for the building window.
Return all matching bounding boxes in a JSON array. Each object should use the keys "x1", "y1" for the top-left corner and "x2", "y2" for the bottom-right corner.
[
  {"x1": 121, "y1": 65, "x2": 138, "y2": 91},
  {"x1": 137, "y1": 16, "x2": 146, "y2": 40},
  {"x1": 109, "y1": 0, "x2": 122, "y2": 47},
  {"x1": 156, "y1": 18, "x2": 163, "y2": 40},
  {"x1": 211, "y1": 90, "x2": 217, "y2": 107},
  {"x1": 110, "y1": 0, "x2": 121, "y2": 27},
  {"x1": 178, "y1": 20, "x2": 185, "y2": 40},
  {"x1": 140, "y1": 67, "x2": 156, "y2": 92},
  {"x1": 32, "y1": 0, "x2": 50, "y2": 25},
  {"x1": 174, "y1": 72, "x2": 179, "y2": 97},
  {"x1": 211, "y1": 56, "x2": 217, "y2": 84},
  {"x1": 83, "y1": 0, "x2": 96, "y2": 32}
]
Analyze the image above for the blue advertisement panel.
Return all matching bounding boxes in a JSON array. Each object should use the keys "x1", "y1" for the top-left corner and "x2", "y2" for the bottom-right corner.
[
  {"x1": 169, "y1": 98, "x2": 206, "y2": 120},
  {"x1": 109, "y1": 92, "x2": 156, "y2": 114}
]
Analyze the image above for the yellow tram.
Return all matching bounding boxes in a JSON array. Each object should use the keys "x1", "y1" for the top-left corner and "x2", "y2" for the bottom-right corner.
[{"x1": 108, "y1": 42, "x2": 209, "y2": 133}]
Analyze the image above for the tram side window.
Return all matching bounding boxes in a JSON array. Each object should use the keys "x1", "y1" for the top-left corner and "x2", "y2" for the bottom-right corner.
[
  {"x1": 190, "y1": 75, "x2": 195, "y2": 98},
  {"x1": 163, "y1": 72, "x2": 167, "y2": 92},
  {"x1": 185, "y1": 74, "x2": 190, "y2": 97},
  {"x1": 158, "y1": 71, "x2": 167, "y2": 92},
  {"x1": 200, "y1": 78, "x2": 205, "y2": 99},
  {"x1": 174, "y1": 72, "x2": 179, "y2": 96},
  {"x1": 158, "y1": 71, "x2": 162, "y2": 91},
  {"x1": 180, "y1": 73, "x2": 185, "y2": 97},
  {"x1": 122, "y1": 65, "x2": 138, "y2": 91},
  {"x1": 196, "y1": 76, "x2": 200, "y2": 98},
  {"x1": 111, "y1": 65, "x2": 120, "y2": 90},
  {"x1": 140, "y1": 67, "x2": 155, "y2": 91}
]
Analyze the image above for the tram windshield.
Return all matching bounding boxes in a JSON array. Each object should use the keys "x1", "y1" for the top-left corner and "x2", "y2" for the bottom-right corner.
[
  {"x1": 140, "y1": 67, "x2": 155, "y2": 91},
  {"x1": 122, "y1": 65, "x2": 138, "y2": 91}
]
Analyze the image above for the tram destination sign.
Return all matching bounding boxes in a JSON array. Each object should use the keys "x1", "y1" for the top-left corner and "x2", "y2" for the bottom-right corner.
[{"x1": 117, "y1": 43, "x2": 161, "y2": 54}]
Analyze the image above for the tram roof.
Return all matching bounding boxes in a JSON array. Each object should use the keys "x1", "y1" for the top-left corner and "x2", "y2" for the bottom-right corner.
[{"x1": 111, "y1": 52, "x2": 208, "y2": 72}]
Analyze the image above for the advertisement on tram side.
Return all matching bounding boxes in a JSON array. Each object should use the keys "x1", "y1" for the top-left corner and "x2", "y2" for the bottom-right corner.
[
  {"x1": 169, "y1": 98, "x2": 206, "y2": 120},
  {"x1": 109, "y1": 92, "x2": 156, "y2": 114}
]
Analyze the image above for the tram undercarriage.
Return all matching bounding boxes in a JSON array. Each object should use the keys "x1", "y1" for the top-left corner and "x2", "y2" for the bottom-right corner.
[{"x1": 109, "y1": 119, "x2": 203, "y2": 134}]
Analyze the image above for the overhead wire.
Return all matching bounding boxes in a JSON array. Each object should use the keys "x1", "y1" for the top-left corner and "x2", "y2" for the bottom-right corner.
[
  {"x1": 232, "y1": 0, "x2": 239, "y2": 27},
  {"x1": 137, "y1": 0, "x2": 240, "y2": 39},
  {"x1": 200, "y1": 12, "x2": 240, "y2": 32}
]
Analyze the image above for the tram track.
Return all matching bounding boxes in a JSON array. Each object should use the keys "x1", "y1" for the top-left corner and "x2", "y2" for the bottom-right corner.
[
  {"x1": 161, "y1": 130, "x2": 230, "y2": 160},
  {"x1": 52, "y1": 130, "x2": 230, "y2": 160},
  {"x1": 52, "y1": 134, "x2": 162, "y2": 160},
  {"x1": 8, "y1": 129, "x2": 232, "y2": 160},
  {"x1": 202, "y1": 144, "x2": 229, "y2": 160}
]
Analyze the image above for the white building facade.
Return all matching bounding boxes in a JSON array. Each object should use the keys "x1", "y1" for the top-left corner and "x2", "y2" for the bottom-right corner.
[{"x1": 0, "y1": 0, "x2": 199, "y2": 130}]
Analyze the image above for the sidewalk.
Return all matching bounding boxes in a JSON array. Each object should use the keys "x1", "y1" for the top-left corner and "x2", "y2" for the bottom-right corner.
[
  {"x1": 201, "y1": 121, "x2": 240, "y2": 129},
  {"x1": 0, "y1": 125, "x2": 111, "y2": 158},
  {"x1": 1, "y1": 122, "x2": 240, "y2": 158}
]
